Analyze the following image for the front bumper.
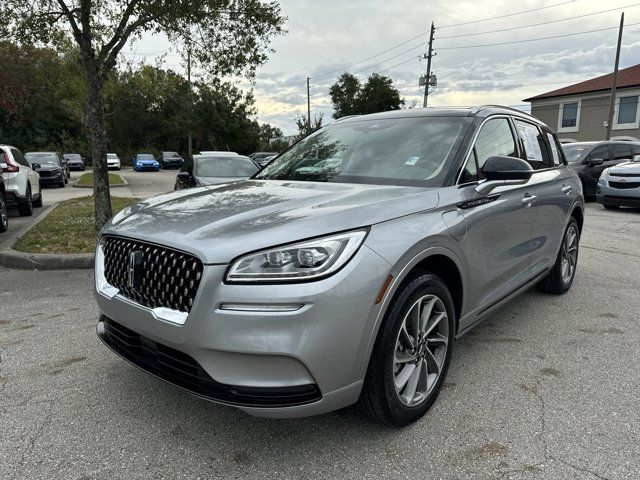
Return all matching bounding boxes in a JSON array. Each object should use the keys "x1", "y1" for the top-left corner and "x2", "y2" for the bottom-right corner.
[
  {"x1": 135, "y1": 163, "x2": 159, "y2": 171},
  {"x1": 596, "y1": 179, "x2": 640, "y2": 207},
  {"x1": 39, "y1": 173, "x2": 64, "y2": 184},
  {"x1": 95, "y1": 244, "x2": 391, "y2": 417},
  {"x1": 68, "y1": 162, "x2": 84, "y2": 170}
]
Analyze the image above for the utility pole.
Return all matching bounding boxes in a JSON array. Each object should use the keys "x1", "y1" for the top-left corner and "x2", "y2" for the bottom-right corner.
[
  {"x1": 606, "y1": 12, "x2": 624, "y2": 140},
  {"x1": 423, "y1": 22, "x2": 436, "y2": 108},
  {"x1": 306, "y1": 77, "x2": 311, "y2": 132},
  {"x1": 187, "y1": 46, "x2": 193, "y2": 157}
]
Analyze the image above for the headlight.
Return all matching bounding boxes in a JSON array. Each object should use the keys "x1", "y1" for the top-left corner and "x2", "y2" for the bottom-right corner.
[
  {"x1": 601, "y1": 168, "x2": 611, "y2": 178},
  {"x1": 226, "y1": 229, "x2": 368, "y2": 282}
]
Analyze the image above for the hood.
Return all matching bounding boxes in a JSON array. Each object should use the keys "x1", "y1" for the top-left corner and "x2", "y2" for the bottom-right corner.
[
  {"x1": 103, "y1": 180, "x2": 439, "y2": 264},
  {"x1": 609, "y1": 162, "x2": 640, "y2": 176}
]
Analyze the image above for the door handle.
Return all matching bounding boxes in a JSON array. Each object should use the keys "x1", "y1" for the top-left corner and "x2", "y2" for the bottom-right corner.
[
  {"x1": 521, "y1": 194, "x2": 537, "y2": 207},
  {"x1": 561, "y1": 185, "x2": 572, "y2": 194}
]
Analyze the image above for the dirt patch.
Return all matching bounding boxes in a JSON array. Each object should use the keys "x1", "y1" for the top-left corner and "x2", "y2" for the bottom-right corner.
[
  {"x1": 48, "y1": 356, "x2": 87, "y2": 375},
  {"x1": 232, "y1": 450, "x2": 250, "y2": 465},
  {"x1": 598, "y1": 312, "x2": 618, "y2": 319},
  {"x1": 604, "y1": 327, "x2": 624, "y2": 335},
  {"x1": 540, "y1": 367, "x2": 561, "y2": 377},
  {"x1": 0, "y1": 319, "x2": 10, "y2": 326},
  {"x1": 517, "y1": 383, "x2": 536, "y2": 394},
  {"x1": 457, "y1": 442, "x2": 508, "y2": 465},
  {"x1": 16, "y1": 325, "x2": 35, "y2": 331}
]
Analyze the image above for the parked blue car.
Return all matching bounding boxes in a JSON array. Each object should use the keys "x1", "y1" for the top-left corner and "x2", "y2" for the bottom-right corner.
[{"x1": 132, "y1": 154, "x2": 160, "y2": 172}]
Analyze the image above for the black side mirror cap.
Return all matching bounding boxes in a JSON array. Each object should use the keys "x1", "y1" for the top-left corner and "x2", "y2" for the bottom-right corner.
[
  {"x1": 589, "y1": 158, "x2": 604, "y2": 166},
  {"x1": 482, "y1": 156, "x2": 533, "y2": 181},
  {"x1": 31, "y1": 163, "x2": 41, "y2": 170}
]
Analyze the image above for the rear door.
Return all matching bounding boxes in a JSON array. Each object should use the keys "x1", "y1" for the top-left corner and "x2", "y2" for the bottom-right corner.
[{"x1": 513, "y1": 120, "x2": 574, "y2": 277}]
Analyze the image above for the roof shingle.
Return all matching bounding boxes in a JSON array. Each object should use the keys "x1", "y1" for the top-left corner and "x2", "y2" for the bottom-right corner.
[{"x1": 523, "y1": 64, "x2": 640, "y2": 102}]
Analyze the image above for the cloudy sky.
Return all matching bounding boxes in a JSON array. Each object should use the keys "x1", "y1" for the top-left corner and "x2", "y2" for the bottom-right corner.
[{"x1": 123, "y1": 0, "x2": 640, "y2": 135}]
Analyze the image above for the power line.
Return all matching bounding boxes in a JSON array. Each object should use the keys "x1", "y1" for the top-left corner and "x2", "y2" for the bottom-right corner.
[
  {"x1": 439, "y1": 0, "x2": 578, "y2": 28},
  {"x1": 437, "y1": 3, "x2": 640, "y2": 39},
  {"x1": 438, "y1": 22, "x2": 640, "y2": 50}
]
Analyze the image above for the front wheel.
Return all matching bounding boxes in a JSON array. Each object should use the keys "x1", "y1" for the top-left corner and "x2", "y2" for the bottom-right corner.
[
  {"x1": 538, "y1": 218, "x2": 580, "y2": 294},
  {"x1": 358, "y1": 272, "x2": 455, "y2": 426},
  {"x1": 33, "y1": 190, "x2": 43, "y2": 208}
]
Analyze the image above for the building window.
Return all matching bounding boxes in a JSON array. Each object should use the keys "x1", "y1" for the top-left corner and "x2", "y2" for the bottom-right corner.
[
  {"x1": 617, "y1": 95, "x2": 639, "y2": 125},
  {"x1": 561, "y1": 103, "x2": 578, "y2": 128}
]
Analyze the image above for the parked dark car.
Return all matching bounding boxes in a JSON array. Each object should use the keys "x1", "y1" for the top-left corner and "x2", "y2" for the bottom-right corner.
[
  {"x1": 160, "y1": 151, "x2": 184, "y2": 169},
  {"x1": 250, "y1": 151, "x2": 278, "y2": 167},
  {"x1": 562, "y1": 141, "x2": 640, "y2": 197},
  {"x1": 174, "y1": 154, "x2": 260, "y2": 190},
  {"x1": 0, "y1": 174, "x2": 8, "y2": 233},
  {"x1": 132, "y1": 153, "x2": 160, "y2": 172},
  {"x1": 64, "y1": 153, "x2": 85, "y2": 171},
  {"x1": 25, "y1": 152, "x2": 67, "y2": 187}
]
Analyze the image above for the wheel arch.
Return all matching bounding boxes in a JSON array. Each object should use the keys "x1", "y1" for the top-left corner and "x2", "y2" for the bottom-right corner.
[
  {"x1": 359, "y1": 246, "x2": 465, "y2": 380},
  {"x1": 570, "y1": 204, "x2": 584, "y2": 234}
]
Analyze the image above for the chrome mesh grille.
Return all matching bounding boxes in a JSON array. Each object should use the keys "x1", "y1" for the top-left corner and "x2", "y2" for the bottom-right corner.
[{"x1": 102, "y1": 236, "x2": 203, "y2": 313}]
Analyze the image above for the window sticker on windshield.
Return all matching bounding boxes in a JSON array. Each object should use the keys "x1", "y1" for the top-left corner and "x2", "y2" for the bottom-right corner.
[
  {"x1": 405, "y1": 156, "x2": 420, "y2": 166},
  {"x1": 516, "y1": 122, "x2": 543, "y2": 162},
  {"x1": 547, "y1": 133, "x2": 561, "y2": 165}
]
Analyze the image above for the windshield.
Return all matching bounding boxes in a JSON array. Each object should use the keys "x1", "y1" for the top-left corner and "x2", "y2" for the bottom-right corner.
[
  {"x1": 25, "y1": 153, "x2": 59, "y2": 165},
  {"x1": 256, "y1": 116, "x2": 470, "y2": 187},
  {"x1": 562, "y1": 145, "x2": 592, "y2": 163},
  {"x1": 196, "y1": 156, "x2": 259, "y2": 177},
  {"x1": 107, "y1": 154, "x2": 117, "y2": 159},
  {"x1": 137, "y1": 154, "x2": 155, "y2": 160},
  {"x1": 64, "y1": 154, "x2": 81, "y2": 161}
]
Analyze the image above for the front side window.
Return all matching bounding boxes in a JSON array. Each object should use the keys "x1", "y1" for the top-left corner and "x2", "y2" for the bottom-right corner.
[
  {"x1": 617, "y1": 96, "x2": 639, "y2": 125},
  {"x1": 473, "y1": 118, "x2": 518, "y2": 180},
  {"x1": 257, "y1": 116, "x2": 471, "y2": 187},
  {"x1": 589, "y1": 145, "x2": 609, "y2": 162},
  {"x1": 561, "y1": 103, "x2": 579, "y2": 128}
]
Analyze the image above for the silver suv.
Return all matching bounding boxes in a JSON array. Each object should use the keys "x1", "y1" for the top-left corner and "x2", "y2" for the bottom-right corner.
[
  {"x1": 0, "y1": 145, "x2": 42, "y2": 216},
  {"x1": 95, "y1": 106, "x2": 584, "y2": 426}
]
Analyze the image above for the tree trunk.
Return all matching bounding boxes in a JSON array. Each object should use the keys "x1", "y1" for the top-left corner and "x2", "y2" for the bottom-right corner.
[{"x1": 84, "y1": 64, "x2": 112, "y2": 231}]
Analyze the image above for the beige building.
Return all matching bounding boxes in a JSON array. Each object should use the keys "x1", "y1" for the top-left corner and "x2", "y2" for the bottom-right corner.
[{"x1": 524, "y1": 64, "x2": 640, "y2": 143}]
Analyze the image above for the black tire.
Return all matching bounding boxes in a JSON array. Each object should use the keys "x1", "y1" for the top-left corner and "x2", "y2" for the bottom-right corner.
[
  {"x1": 0, "y1": 194, "x2": 8, "y2": 233},
  {"x1": 603, "y1": 204, "x2": 619, "y2": 210},
  {"x1": 17, "y1": 185, "x2": 33, "y2": 217},
  {"x1": 33, "y1": 189, "x2": 43, "y2": 208},
  {"x1": 538, "y1": 218, "x2": 580, "y2": 294},
  {"x1": 58, "y1": 180, "x2": 65, "y2": 188},
  {"x1": 357, "y1": 272, "x2": 455, "y2": 427}
]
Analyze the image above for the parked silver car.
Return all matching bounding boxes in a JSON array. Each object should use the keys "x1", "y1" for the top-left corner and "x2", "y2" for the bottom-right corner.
[
  {"x1": 596, "y1": 154, "x2": 640, "y2": 209},
  {"x1": 95, "y1": 107, "x2": 584, "y2": 426}
]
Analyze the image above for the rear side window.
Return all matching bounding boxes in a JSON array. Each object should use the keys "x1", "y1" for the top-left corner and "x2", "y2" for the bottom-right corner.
[
  {"x1": 513, "y1": 120, "x2": 552, "y2": 169},
  {"x1": 545, "y1": 132, "x2": 563, "y2": 165},
  {"x1": 611, "y1": 143, "x2": 632, "y2": 160},
  {"x1": 631, "y1": 144, "x2": 640, "y2": 155},
  {"x1": 11, "y1": 149, "x2": 29, "y2": 167}
]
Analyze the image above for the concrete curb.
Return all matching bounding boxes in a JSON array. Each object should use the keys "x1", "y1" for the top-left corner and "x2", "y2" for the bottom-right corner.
[{"x1": 0, "y1": 202, "x2": 94, "y2": 270}]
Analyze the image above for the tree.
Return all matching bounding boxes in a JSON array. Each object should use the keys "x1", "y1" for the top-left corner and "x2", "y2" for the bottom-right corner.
[
  {"x1": 5, "y1": 1, "x2": 285, "y2": 230},
  {"x1": 295, "y1": 112, "x2": 323, "y2": 141},
  {"x1": 329, "y1": 73, "x2": 361, "y2": 119},
  {"x1": 328, "y1": 72, "x2": 404, "y2": 119}
]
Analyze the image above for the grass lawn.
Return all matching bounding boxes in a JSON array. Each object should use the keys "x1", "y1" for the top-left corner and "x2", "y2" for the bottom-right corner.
[
  {"x1": 76, "y1": 172, "x2": 126, "y2": 187},
  {"x1": 13, "y1": 196, "x2": 137, "y2": 254}
]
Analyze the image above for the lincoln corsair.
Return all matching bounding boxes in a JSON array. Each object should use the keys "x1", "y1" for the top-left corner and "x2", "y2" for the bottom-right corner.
[{"x1": 95, "y1": 106, "x2": 584, "y2": 426}]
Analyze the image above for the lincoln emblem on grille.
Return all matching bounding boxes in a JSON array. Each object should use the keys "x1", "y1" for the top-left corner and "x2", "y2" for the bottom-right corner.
[{"x1": 127, "y1": 251, "x2": 143, "y2": 289}]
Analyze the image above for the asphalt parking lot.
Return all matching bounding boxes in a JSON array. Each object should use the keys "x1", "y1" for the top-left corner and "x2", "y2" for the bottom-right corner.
[{"x1": 1, "y1": 202, "x2": 639, "y2": 479}]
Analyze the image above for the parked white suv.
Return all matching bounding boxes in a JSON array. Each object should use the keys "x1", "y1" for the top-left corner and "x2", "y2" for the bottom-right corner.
[
  {"x1": 0, "y1": 145, "x2": 42, "y2": 216},
  {"x1": 107, "y1": 153, "x2": 121, "y2": 170}
]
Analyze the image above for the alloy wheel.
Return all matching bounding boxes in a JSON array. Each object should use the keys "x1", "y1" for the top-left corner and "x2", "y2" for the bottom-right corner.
[
  {"x1": 0, "y1": 196, "x2": 7, "y2": 231},
  {"x1": 393, "y1": 294, "x2": 449, "y2": 407},
  {"x1": 560, "y1": 225, "x2": 578, "y2": 284}
]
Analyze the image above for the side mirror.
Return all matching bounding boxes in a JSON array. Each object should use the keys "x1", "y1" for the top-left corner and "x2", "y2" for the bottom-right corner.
[
  {"x1": 476, "y1": 156, "x2": 533, "y2": 195},
  {"x1": 31, "y1": 163, "x2": 41, "y2": 170},
  {"x1": 634, "y1": 154, "x2": 640, "y2": 162},
  {"x1": 176, "y1": 171, "x2": 193, "y2": 186},
  {"x1": 589, "y1": 158, "x2": 604, "y2": 166}
]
